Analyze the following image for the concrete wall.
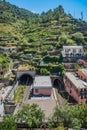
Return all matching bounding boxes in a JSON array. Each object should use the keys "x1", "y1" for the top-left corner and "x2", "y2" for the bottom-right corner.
[
  {"x1": 6, "y1": 81, "x2": 18, "y2": 100},
  {"x1": 4, "y1": 103, "x2": 16, "y2": 114}
]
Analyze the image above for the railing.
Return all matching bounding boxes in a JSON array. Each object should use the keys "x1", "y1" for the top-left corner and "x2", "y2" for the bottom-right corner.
[{"x1": 5, "y1": 81, "x2": 19, "y2": 100}]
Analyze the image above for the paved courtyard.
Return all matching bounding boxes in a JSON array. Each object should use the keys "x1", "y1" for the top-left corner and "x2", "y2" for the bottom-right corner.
[{"x1": 26, "y1": 98, "x2": 56, "y2": 119}]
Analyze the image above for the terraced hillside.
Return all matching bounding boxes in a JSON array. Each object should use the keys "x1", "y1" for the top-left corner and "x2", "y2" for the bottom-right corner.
[{"x1": 0, "y1": 1, "x2": 87, "y2": 74}]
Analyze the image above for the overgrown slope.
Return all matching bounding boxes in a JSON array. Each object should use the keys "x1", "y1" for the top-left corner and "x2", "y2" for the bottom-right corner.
[{"x1": 0, "y1": 1, "x2": 87, "y2": 74}]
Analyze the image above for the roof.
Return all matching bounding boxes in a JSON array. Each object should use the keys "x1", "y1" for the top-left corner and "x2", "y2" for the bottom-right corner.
[
  {"x1": 65, "y1": 72, "x2": 87, "y2": 89},
  {"x1": 79, "y1": 68, "x2": 87, "y2": 76},
  {"x1": 33, "y1": 76, "x2": 52, "y2": 88},
  {"x1": 63, "y1": 46, "x2": 83, "y2": 49}
]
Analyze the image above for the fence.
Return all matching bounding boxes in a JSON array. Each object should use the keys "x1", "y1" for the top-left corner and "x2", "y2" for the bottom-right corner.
[{"x1": 5, "y1": 80, "x2": 19, "y2": 100}]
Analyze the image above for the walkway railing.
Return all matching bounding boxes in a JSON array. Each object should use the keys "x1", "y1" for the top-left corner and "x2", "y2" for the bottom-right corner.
[{"x1": 5, "y1": 81, "x2": 19, "y2": 100}]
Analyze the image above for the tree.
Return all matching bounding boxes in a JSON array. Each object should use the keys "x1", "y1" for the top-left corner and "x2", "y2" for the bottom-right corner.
[
  {"x1": 46, "y1": 9, "x2": 53, "y2": 21},
  {"x1": 16, "y1": 104, "x2": 45, "y2": 128},
  {"x1": 40, "y1": 68, "x2": 50, "y2": 75},
  {"x1": 58, "y1": 54, "x2": 63, "y2": 63},
  {"x1": 54, "y1": 5, "x2": 64, "y2": 20},
  {"x1": 55, "y1": 125, "x2": 66, "y2": 130},
  {"x1": 59, "y1": 33, "x2": 69, "y2": 45},
  {"x1": 72, "y1": 32, "x2": 84, "y2": 44},
  {"x1": 41, "y1": 12, "x2": 49, "y2": 23},
  {"x1": 48, "y1": 105, "x2": 81, "y2": 129},
  {"x1": 0, "y1": 115, "x2": 17, "y2": 130},
  {"x1": 58, "y1": 5, "x2": 64, "y2": 15},
  {"x1": 43, "y1": 55, "x2": 59, "y2": 63},
  {"x1": 71, "y1": 104, "x2": 87, "y2": 128},
  {"x1": 56, "y1": 42, "x2": 62, "y2": 49},
  {"x1": 66, "y1": 39, "x2": 76, "y2": 45}
]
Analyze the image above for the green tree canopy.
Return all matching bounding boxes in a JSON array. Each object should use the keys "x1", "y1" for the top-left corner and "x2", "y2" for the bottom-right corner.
[
  {"x1": 48, "y1": 105, "x2": 81, "y2": 129},
  {"x1": 0, "y1": 114, "x2": 17, "y2": 130},
  {"x1": 16, "y1": 104, "x2": 45, "y2": 128},
  {"x1": 40, "y1": 68, "x2": 50, "y2": 75},
  {"x1": 72, "y1": 32, "x2": 84, "y2": 44}
]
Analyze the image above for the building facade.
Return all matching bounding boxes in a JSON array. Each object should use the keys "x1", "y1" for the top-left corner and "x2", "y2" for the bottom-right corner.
[
  {"x1": 62, "y1": 46, "x2": 83, "y2": 58},
  {"x1": 78, "y1": 69, "x2": 87, "y2": 82},
  {"x1": 64, "y1": 71, "x2": 87, "y2": 104},
  {"x1": 33, "y1": 76, "x2": 52, "y2": 97}
]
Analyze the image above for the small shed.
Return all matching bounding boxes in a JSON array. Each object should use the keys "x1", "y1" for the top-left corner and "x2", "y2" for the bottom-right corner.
[{"x1": 33, "y1": 76, "x2": 52, "y2": 97}]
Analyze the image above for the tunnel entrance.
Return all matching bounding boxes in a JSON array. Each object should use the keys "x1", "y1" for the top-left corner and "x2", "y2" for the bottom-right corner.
[
  {"x1": 53, "y1": 79, "x2": 62, "y2": 91},
  {"x1": 19, "y1": 74, "x2": 33, "y2": 85}
]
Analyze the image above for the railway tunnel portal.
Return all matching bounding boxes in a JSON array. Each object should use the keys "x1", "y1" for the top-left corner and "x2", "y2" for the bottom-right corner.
[{"x1": 16, "y1": 70, "x2": 36, "y2": 85}]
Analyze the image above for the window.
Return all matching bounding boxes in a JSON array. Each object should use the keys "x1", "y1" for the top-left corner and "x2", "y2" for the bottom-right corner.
[
  {"x1": 79, "y1": 49, "x2": 82, "y2": 53},
  {"x1": 81, "y1": 89, "x2": 83, "y2": 92},
  {"x1": 81, "y1": 96, "x2": 83, "y2": 99},
  {"x1": 70, "y1": 82, "x2": 72, "y2": 88},
  {"x1": 73, "y1": 49, "x2": 76, "y2": 53},
  {"x1": 84, "y1": 95, "x2": 87, "y2": 98},
  {"x1": 70, "y1": 90, "x2": 72, "y2": 93},
  {"x1": 35, "y1": 89, "x2": 38, "y2": 93},
  {"x1": 84, "y1": 79, "x2": 86, "y2": 82}
]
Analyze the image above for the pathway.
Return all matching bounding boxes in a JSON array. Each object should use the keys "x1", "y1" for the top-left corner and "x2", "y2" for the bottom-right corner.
[
  {"x1": 53, "y1": 87, "x2": 66, "y2": 106},
  {"x1": 22, "y1": 85, "x2": 32, "y2": 103}
]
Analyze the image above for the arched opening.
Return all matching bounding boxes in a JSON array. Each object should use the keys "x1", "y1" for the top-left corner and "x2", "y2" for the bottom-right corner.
[
  {"x1": 19, "y1": 74, "x2": 33, "y2": 85},
  {"x1": 53, "y1": 78, "x2": 62, "y2": 91}
]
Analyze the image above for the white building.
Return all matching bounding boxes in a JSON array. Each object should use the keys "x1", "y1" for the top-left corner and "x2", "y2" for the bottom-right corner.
[{"x1": 62, "y1": 46, "x2": 83, "y2": 58}]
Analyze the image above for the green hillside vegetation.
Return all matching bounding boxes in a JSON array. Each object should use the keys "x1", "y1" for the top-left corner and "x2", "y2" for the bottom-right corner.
[
  {"x1": 0, "y1": 53, "x2": 10, "y2": 71},
  {"x1": 0, "y1": 103, "x2": 87, "y2": 129},
  {"x1": 0, "y1": 1, "x2": 87, "y2": 74}
]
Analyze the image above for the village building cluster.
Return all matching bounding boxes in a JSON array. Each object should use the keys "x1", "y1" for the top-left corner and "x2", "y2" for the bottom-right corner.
[{"x1": 0, "y1": 45, "x2": 87, "y2": 119}]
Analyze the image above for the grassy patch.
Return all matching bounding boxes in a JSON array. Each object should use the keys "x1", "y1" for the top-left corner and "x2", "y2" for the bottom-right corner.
[{"x1": 13, "y1": 85, "x2": 25, "y2": 103}]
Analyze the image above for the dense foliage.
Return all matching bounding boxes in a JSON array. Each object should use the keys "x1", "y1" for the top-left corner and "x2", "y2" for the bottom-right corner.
[
  {"x1": 0, "y1": 1, "x2": 87, "y2": 74},
  {"x1": 0, "y1": 0, "x2": 36, "y2": 22},
  {"x1": 16, "y1": 104, "x2": 45, "y2": 128},
  {"x1": 0, "y1": 104, "x2": 87, "y2": 129},
  {"x1": 48, "y1": 104, "x2": 87, "y2": 129},
  {"x1": 0, "y1": 53, "x2": 10, "y2": 71},
  {"x1": 0, "y1": 1, "x2": 87, "y2": 47},
  {"x1": 0, "y1": 114, "x2": 17, "y2": 130}
]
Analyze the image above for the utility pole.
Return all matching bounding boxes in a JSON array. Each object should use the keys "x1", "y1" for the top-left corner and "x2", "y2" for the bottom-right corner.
[
  {"x1": 74, "y1": 9, "x2": 75, "y2": 18},
  {"x1": 81, "y1": 12, "x2": 83, "y2": 20}
]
